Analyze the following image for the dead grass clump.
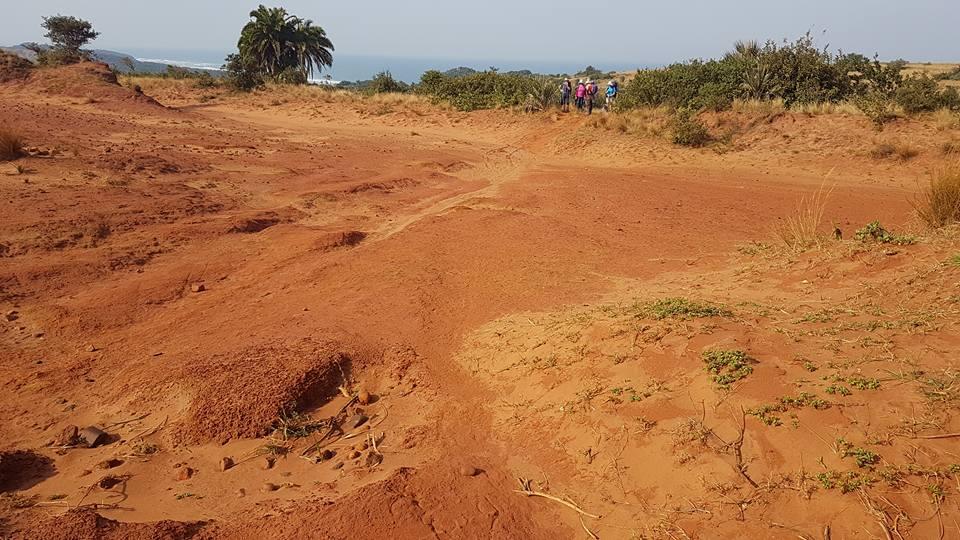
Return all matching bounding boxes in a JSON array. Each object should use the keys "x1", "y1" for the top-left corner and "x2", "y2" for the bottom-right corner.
[
  {"x1": 732, "y1": 98, "x2": 786, "y2": 115},
  {"x1": 932, "y1": 108, "x2": 960, "y2": 131},
  {"x1": 774, "y1": 182, "x2": 835, "y2": 251},
  {"x1": 586, "y1": 107, "x2": 670, "y2": 137},
  {"x1": 870, "y1": 140, "x2": 919, "y2": 161},
  {"x1": 942, "y1": 140, "x2": 960, "y2": 155},
  {"x1": 914, "y1": 163, "x2": 960, "y2": 228},
  {"x1": 791, "y1": 101, "x2": 859, "y2": 116},
  {"x1": 0, "y1": 128, "x2": 25, "y2": 161}
]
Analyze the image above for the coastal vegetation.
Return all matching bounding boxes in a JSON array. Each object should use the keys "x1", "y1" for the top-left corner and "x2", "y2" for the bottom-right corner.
[
  {"x1": 225, "y1": 5, "x2": 335, "y2": 90},
  {"x1": 23, "y1": 15, "x2": 100, "y2": 65}
]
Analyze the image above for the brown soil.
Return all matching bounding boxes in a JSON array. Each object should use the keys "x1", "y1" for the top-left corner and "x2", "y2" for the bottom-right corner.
[{"x1": 1, "y1": 63, "x2": 959, "y2": 539}]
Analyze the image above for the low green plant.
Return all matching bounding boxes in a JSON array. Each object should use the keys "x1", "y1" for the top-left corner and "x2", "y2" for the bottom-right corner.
[
  {"x1": 645, "y1": 298, "x2": 732, "y2": 320},
  {"x1": 948, "y1": 254, "x2": 960, "y2": 267},
  {"x1": 847, "y1": 376, "x2": 881, "y2": 390},
  {"x1": 817, "y1": 470, "x2": 874, "y2": 493},
  {"x1": 703, "y1": 349, "x2": 755, "y2": 387},
  {"x1": 825, "y1": 385, "x2": 852, "y2": 396},
  {"x1": 854, "y1": 221, "x2": 915, "y2": 245},
  {"x1": 836, "y1": 438, "x2": 881, "y2": 468},
  {"x1": 670, "y1": 109, "x2": 710, "y2": 147}
]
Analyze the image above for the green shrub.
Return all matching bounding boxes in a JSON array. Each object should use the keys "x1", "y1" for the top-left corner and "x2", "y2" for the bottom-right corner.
[
  {"x1": 855, "y1": 91, "x2": 899, "y2": 128},
  {"x1": 194, "y1": 72, "x2": 218, "y2": 89},
  {"x1": 671, "y1": 110, "x2": 710, "y2": 147},
  {"x1": 368, "y1": 71, "x2": 407, "y2": 94},
  {"x1": 896, "y1": 75, "x2": 943, "y2": 113},
  {"x1": 415, "y1": 70, "x2": 551, "y2": 111},
  {"x1": 223, "y1": 53, "x2": 264, "y2": 92}
]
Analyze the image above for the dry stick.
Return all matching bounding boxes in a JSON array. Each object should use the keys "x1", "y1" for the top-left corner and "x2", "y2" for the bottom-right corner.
[
  {"x1": 823, "y1": 524, "x2": 831, "y2": 540},
  {"x1": 733, "y1": 407, "x2": 759, "y2": 488},
  {"x1": 769, "y1": 522, "x2": 815, "y2": 540},
  {"x1": 102, "y1": 413, "x2": 151, "y2": 431},
  {"x1": 578, "y1": 514, "x2": 599, "y2": 540},
  {"x1": 123, "y1": 416, "x2": 168, "y2": 447},
  {"x1": 300, "y1": 395, "x2": 358, "y2": 456},
  {"x1": 514, "y1": 478, "x2": 600, "y2": 519},
  {"x1": 912, "y1": 432, "x2": 960, "y2": 440}
]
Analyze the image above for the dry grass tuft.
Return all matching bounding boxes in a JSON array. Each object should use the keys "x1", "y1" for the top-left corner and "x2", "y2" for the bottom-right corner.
[
  {"x1": 791, "y1": 101, "x2": 860, "y2": 116},
  {"x1": 914, "y1": 163, "x2": 960, "y2": 228},
  {"x1": 0, "y1": 128, "x2": 25, "y2": 161},
  {"x1": 932, "y1": 108, "x2": 960, "y2": 131},
  {"x1": 870, "y1": 140, "x2": 920, "y2": 161},
  {"x1": 731, "y1": 98, "x2": 786, "y2": 115},
  {"x1": 585, "y1": 107, "x2": 671, "y2": 138},
  {"x1": 943, "y1": 140, "x2": 960, "y2": 156},
  {"x1": 774, "y1": 181, "x2": 835, "y2": 251}
]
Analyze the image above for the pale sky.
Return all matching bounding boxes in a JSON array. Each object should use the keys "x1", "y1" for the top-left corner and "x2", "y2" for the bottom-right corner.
[{"x1": 2, "y1": 0, "x2": 958, "y2": 64}]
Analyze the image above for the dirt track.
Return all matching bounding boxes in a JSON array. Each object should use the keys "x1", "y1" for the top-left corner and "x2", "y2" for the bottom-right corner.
[{"x1": 2, "y1": 64, "x2": 960, "y2": 539}]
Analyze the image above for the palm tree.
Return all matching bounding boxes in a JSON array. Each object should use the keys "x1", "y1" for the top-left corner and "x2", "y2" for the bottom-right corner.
[
  {"x1": 728, "y1": 40, "x2": 761, "y2": 60},
  {"x1": 237, "y1": 5, "x2": 334, "y2": 81}
]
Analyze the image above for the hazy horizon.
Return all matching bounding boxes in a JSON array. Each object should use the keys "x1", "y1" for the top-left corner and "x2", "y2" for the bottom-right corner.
[{"x1": 3, "y1": 0, "x2": 958, "y2": 67}]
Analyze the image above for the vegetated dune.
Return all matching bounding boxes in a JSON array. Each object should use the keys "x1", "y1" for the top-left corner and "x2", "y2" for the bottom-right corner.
[{"x1": 1, "y1": 63, "x2": 959, "y2": 539}]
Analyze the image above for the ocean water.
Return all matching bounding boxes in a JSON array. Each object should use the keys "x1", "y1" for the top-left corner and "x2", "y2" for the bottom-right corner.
[{"x1": 122, "y1": 48, "x2": 643, "y2": 84}]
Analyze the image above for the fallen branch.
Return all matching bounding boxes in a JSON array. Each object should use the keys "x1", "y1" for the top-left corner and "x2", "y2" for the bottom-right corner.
[
  {"x1": 514, "y1": 478, "x2": 599, "y2": 519},
  {"x1": 912, "y1": 433, "x2": 960, "y2": 440},
  {"x1": 579, "y1": 514, "x2": 599, "y2": 540}
]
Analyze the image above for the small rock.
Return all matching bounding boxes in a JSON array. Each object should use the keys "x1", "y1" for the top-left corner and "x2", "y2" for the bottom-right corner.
[
  {"x1": 332, "y1": 461, "x2": 344, "y2": 470},
  {"x1": 190, "y1": 283, "x2": 206, "y2": 293},
  {"x1": 78, "y1": 469, "x2": 91, "y2": 477},
  {"x1": 348, "y1": 451, "x2": 361, "y2": 460},
  {"x1": 236, "y1": 488, "x2": 246, "y2": 498},
  {"x1": 357, "y1": 390, "x2": 372, "y2": 405},
  {"x1": 262, "y1": 457, "x2": 274, "y2": 470},
  {"x1": 53, "y1": 425, "x2": 80, "y2": 447},
  {"x1": 96, "y1": 458, "x2": 124, "y2": 470},
  {"x1": 320, "y1": 449, "x2": 335, "y2": 461},
  {"x1": 85, "y1": 344, "x2": 98, "y2": 353},
  {"x1": 459, "y1": 466, "x2": 480, "y2": 477},
  {"x1": 359, "y1": 441, "x2": 369, "y2": 450},
  {"x1": 219, "y1": 457, "x2": 234, "y2": 472},
  {"x1": 4, "y1": 310, "x2": 18, "y2": 322},
  {"x1": 261, "y1": 482, "x2": 279, "y2": 492},
  {"x1": 176, "y1": 467, "x2": 194, "y2": 481}
]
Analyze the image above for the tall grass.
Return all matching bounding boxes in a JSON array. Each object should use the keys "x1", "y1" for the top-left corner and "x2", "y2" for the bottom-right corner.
[
  {"x1": 914, "y1": 163, "x2": 960, "y2": 228},
  {"x1": 0, "y1": 128, "x2": 24, "y2": 161},
  {"x1": 932, "y1": 108, "x2": 960, "y2": 131},
  {"x1": 775, "y1": 180, "x2": 835, "y2": 251}
]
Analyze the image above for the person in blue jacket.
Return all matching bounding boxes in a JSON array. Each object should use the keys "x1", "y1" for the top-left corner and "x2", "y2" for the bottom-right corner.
[{"x1": 605, "y1": 80, "x2": 618, "y2": 111}]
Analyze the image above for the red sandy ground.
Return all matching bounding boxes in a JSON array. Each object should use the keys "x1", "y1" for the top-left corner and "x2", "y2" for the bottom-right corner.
[{"x1": 1, "y1": 62, "x2": 960, "y2": 539}]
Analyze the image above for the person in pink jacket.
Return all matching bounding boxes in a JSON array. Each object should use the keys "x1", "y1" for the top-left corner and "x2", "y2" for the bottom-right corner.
[{"x1": 575, "y1": 79, "x2": 586, "y2": 111}]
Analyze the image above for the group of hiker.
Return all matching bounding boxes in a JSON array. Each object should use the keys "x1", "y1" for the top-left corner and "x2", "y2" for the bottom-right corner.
[{"x1": 559, "y1": 78, "x2": 617, "y2": 114}]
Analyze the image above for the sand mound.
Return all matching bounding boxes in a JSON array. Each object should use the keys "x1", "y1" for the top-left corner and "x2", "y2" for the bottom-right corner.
[
  {"x1": 21, "y1": 509, "x2": 207, "y2": 540},
  {"x1": 176, "y1": 339, "x2": 349, "y2": 444},
  {"x1": 4, "y1": 61, "x2": 163, "y2": 110},
  {"x1": 0, "y1": 52, "x2": 33, "y2": 83}
]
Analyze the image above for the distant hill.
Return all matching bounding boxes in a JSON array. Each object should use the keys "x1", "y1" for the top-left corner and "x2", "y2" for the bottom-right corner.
[{"x1": 1, "y1": 43, "x2": 210, "y2": 74}]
